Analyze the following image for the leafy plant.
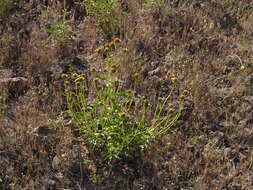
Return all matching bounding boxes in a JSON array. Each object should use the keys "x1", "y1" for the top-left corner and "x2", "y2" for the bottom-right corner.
[
  {"x1": 47, "y1": 10, "x2": 76, "y2": 47},
  {"x1": 64, "y1": 67, "x2": 184, "y2": 163},
  {"x1": 75, "y1": 0, "x2": 127, "y2": 38},
  {"x1": 0, "y1": 84, "x2": 8, "y2": 118},
  {"x1": 224, "y1": 0, "x2": 240, "y2": 4},
  {"x1": 0, "y1": 0, "x2": 11, "y2": 16},
  {"x1": 144, "y1": 0, "x2": 164, "y2": 7},
  {"x1": 144, "y1": 0, "x2": 172, "y2": 23}
]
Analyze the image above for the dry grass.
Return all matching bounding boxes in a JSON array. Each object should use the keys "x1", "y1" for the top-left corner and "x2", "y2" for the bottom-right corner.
[{"x1": 0, "y1": 0, "x2": 253, "y2": 189}]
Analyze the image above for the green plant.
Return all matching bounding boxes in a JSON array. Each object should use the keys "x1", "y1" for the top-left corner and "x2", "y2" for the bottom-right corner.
[
  {"x1": 0, "y1": 95, "x2": 7, "y2": 117},
  {"x1": 144, "y1": 0, "x2": 165, "y2": 7},
  {"x1": 0, "y1": 0, "x2": 11, "y2": 16},
  {"x1": 224, "y1": 0, "x2": 240, "y2": 4},
  {"x1": 64, "y1": 68, "x2": 184, "y2": 163},
  {"x1": 0, "y1": 82, "x2": 8, "y2": 117},
  {"x1": 47, "y1": 10, "x2": 76, "y2": 47},
  {"x1": 144, "y1": 0, "x2": 172, "y2": 25},
  {"x1": 76, "y1": 0, "x2": 127, "y2": 38}
]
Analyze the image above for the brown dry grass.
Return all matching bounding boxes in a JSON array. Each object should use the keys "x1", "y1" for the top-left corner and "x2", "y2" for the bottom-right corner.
[{"x1": 0, "y1": 0, "x2": 253, "y2": 189}]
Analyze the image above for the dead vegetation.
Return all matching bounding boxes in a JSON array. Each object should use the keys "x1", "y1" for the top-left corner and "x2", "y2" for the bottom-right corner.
[{"x1": 0, "y1": 0, "x2": 253, "y2": 189}]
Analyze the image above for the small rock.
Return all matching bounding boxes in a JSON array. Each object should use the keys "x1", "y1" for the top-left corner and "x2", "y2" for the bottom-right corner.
[
  {"x1": 244, "y1": 96, "x2": 253, "y2": 104},
  {"x1": 0, "y1": 77, "x2": 28, "y2": 83},
  {"x1": 0, "y1": 77, "x2": 29, "y2": 99},
  {"x1": 55, "y1": 172, "x2": 64, "y2": 180},
  {"x1": 32, "y1": 125, "x2": 56, "y2": 137},
  {"x1": 52, "y1": 156, "x2": 61, "y2": 170},
  {"x1": 43, "y1": 179, "x2": 56, "y2": 190},
  {"x1": 148, "y1": 67, "x2": 160, "y2": 76},
  {"x1": 224, "y1": 147, "x2": 232, "y2": 158},
  {"x1": 0, "y1": 69, "x2": 13, "y2": 78}
]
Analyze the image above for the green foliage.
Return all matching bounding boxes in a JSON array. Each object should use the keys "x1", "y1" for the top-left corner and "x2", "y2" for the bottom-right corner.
[
  {"x1": 144, "y1": 0, "x2": 171, "y2": 19},
  {"x1": 224, "y1": 0, "x2": 240, "y2": 4},
  {"x1": 75, "y1": 0, "x2": 127, "y2": 38},
  {"x1": 0, "y1": 0, "x2": 11, "y2": 16},
  {"x1": 144, "y1": 0, "x2": 164, "y2": 7},
  {"x1": 0, "y1": 89, "x2": 8, "y2": 117},
  {"x1": 78, "y1": 0, "x2": 119, "y2": 17},
  {"x1": 144, "y1": 0, "x2": 169, "y2": 10},
  {"x1": 64, "y1": 65, "x2": 183, "y2": 163},
  {"x1": 47, "y1": 11, "x2": 76, "y2": 47}
]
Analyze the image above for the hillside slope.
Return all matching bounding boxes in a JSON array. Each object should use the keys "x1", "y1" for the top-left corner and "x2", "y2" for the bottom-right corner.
[{"x1": 0, "y1": 1, "x2": 253, "y2": 189}]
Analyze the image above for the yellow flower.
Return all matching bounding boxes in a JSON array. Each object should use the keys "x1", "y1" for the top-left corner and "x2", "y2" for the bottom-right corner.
[
  {"x1": 158, "y1": 97, "x2": 164, "y2": 101},
  {"x1": 113, "y1": 38, "x2": 122, "y2": 44},
  {"x1": 119, "y1": 112, "x2": 126, "y2": 118},
  {"x1": 72, "y1": 73, "x2": 78, "y2": 78},
  {"x1": 170, "y1": 77, "x2": 177, "y2": 84},
  {"x1": 143, "y1": 99, "x2": 149, "y2": 106},
  {"x1": 95, "y1": 47, "x2": 103, "y2": 53},
  {"x1": 168, "y1": 108, "x2": 174, "y2": 113},
  {"x1": 111, "y1": 68, "x2": 116, "y2": 73},
  {"x1": 61, "y1": 74, "x2": 68, "y2": 78},
  {"x1": 105, "y1": 43, "x2": 111, "y2": 48},
  {"x1": 93, "y1": 77, "x2": 99, "y2": 84},
  {"x1": 179, "y1": 94, "x2": 186, "y2": 100},
  {"x1": 64, "y1": 80, "x2": 70, "y2": 85},
  {"x1": 96, "y1": 84, "x2": 103, "y2": 90},
  {"x1": 111, "y1": 64, "x2": 117, "y2": 69},
  {"x1": 127, "y1": 90, "x2": 134, "y2": 94},
  {"x1": 109, "y1": 42, "x2": 115, "y2": 48},
  {"x1": 104, "y1": 47, "x2": 109, "y2": 52},
  {"x1": 122, "y1": 48, "x2": 128, "y2": 52},
  {"x1": 182, "y1": 90, "x2": 189, "y2": 96},
  {"x1": 132, "y1": 72, "x2": 139, "y2": 79},
  {"x1": 168, "y1": 103, "x2": 174, "y2": 109},
  {"x1": 75, "y1": 77, "x2": 85, "y2": 83},
  {"x1": 91, "y1": 67, "x2": 96, "y2": 72}
]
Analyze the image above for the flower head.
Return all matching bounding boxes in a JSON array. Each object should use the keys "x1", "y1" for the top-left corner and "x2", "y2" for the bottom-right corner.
[
  {"x1": 143, "y1": 99, "x2": 149, "y2": 106},
  {"x1": 179, "y1": 94, "x2": 186, "y2": 100},
  {"x1": 111, "y1": 67, "x2": 116, "y2": 73},
  {"x1": 72, "y1": 73, "x2": 79, "y2": 78},
  {"x1": 168, "y1": 108, "x2": 174, "y2": 113},
  {"x1": 61, "y1": 74, "x2": 68, "y2": 78},
  {"x1": 122, "y1": 48, "x2": 128, "y2": 52},
  {"x1": 75, "y1": 81, "x2": 81, "y2": 85},
  {"x1": 111, "y1": 64, "x2": 117, "y2": 69},
  {"x1": 168, "y1": 103, "x2": 174, "y2": 109},
  {"x1": 182, "y1": 90, "x2": 190, "y2": 96},
  {"x1": 74, "y1": 76, "x2": 85, "y2": 83},
  {"x1": 132, "y1": 72, "x2": 139, "y2": 79},
  {"x1": 113, "y1": 38, "x2": 122, "y2": 44},
  {"x1": 119, "y1": 112, "x2": 126, "y2": 118},
  {"x1": 104, "y1": 47, "x2": 109, "y2": 52},
  {"x1": 96, "y1": 84, "x2": 103, "y2": 90},
  {"x1": 170, "y1": 77, "x2": 177, "y2": 84},
  {"x1": 95, "y1": 47, "x2": 103, "y2": 53},
  {"x1": 64, "y1": 80, "x2": 70, "y2": 85},
  {"x1": 93, "y1": 77, "x2": 99, "y2": 84},
  {"x1": 109, "y1": 42, "x2": 115, "y2": 48},
  {"x1": 91, "y1": 67, "x2": 96, "y2": 72}
]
